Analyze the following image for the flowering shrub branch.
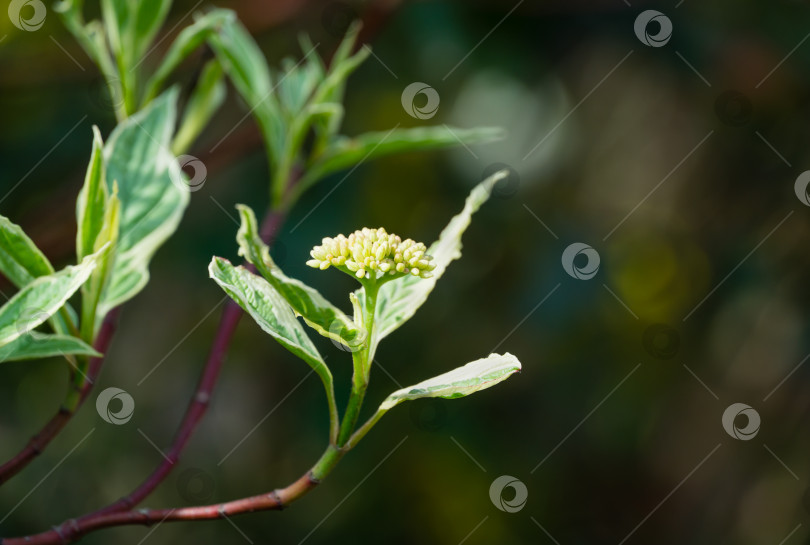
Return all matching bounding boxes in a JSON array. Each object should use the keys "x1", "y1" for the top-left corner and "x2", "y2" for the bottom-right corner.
[{"x1": 0, "y1": 3, "x2": 517, "y2": 544}]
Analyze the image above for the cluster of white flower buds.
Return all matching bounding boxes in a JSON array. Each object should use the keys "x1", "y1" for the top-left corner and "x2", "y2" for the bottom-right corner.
[{"x1": 307, "y1": 227, "x2": 436, "y2": 280}]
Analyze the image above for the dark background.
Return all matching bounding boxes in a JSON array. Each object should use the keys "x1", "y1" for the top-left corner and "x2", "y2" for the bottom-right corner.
[{"x1": 3, "y1": 0, "x2": 810, "y2": 543}]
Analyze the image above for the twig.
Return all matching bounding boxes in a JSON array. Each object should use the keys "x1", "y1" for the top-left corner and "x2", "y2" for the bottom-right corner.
[
  {"x1": 1, "y1": 468, "x2": 317, "y2": 545},
  {"x1": 0, "y1": 309, "x2": 120, "y2": 485},
  {"x1": 77, "y1": 208, "x2": 287, "y2": 521},
  {"x1": 2, "y1": 440, "x2": 344, "y2": 545}
]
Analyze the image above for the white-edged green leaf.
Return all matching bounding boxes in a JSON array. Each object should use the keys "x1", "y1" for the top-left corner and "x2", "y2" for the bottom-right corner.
[
  {"x1": 142, "y1": 9, "x2": 234, "y2": 105},
  {"x1": 172, "y1": 58, "x2": 226, "y2": 155},
  {"x1": 208, "y1": 256, "x2": 331, "y2": 382},
  {"x1": 208, "y1": 14, "x2": 284, "y2": 163},
  {"x1": 81, "y1": 187, "x2": 121, "y2": 338},
  {"x1": 379, "y1": 352, "x2": 521, "y2": 410},
  {"x1": 76, "y1": 126, "x2": 108, "y2": 260},
  {"x1": 0, "y1": 333, "x2": 100, "y2": 363},
  {"x1": 0, "y1": 251, "x2": 103, "y2": 346},
  {"x1": 98, "y1": 88, "x2": 189, "y2": 316},
  {"x1": 363, "y1": 169, "x2": 508, "y2": 351},
  {"x1": 234, "y1": 205, "x2": 360, "y2": 347},
  {"x1": 299, "y1": 126, "x2": 505, "y2": 193},
  {"x1": 0, "y1": 215, "x2": 77, "y2": 335},
  {"x1": 0, "y1": 215, "x2": 54, "y2": 288}
]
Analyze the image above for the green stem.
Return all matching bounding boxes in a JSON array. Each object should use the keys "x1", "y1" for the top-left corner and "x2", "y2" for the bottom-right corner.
[
  {"x1": 310, "y1": 443, "x2": 345, "y2": 481},
  {"x1": 336, "y1": 279, "x2": 380, "y2": 446},
  {"x1": 344, "y1": 406, "x2": 388, "y2": 450},
  {"x1": 337, "y1": 365, "x2": 366, "y2": 446},
  {"x1": 322, "y1": 375, "x2": 340, "y2": 445},
  {"x1": 109, "y1": 76, "x2": 129, "y2": 123}
]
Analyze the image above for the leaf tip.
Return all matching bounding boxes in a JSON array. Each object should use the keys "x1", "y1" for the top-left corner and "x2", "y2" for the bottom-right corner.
[
  {"x1": 208, "y1": 255, "x2": 230, "y2": 276},
  {"x1": 91, "y1": 125, "x2": 104, "y2": 148}
]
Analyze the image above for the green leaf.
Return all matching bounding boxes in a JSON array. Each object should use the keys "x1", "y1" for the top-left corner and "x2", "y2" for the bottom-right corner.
[
  {"x1": 277, "y1": 54, "x2": 324, "y2": 117},
  {"x1": 172, "y1": 59, "x2": 227, "y2": 155},
  {"x1": 234, "y1": 205, "x2": 360, "y2": 348},
  {"x1": 0, "y1": 333, "x2": 100, "y2": 363},
  {"x1": 308, "y1": 31, "x2": 367, "y2": 151},
  {"x1": 76, "y1": 126, "x2": 108, "y2": 261},
  {"x1": 130, "y1": 0, "x2": 172, "y2": 61},
  {"x1": 366, "y1": 169, "x2": 508, "y2": 350},
  {"x1": 55, "y1": 1, "x2": 122, "y2": 114},
  {"x1": 0, "y1": 215, "x2": 54, "y2": 289},
  {"x1": 100, "y1": 0, "x2": 130, "y2": 64},
  {"x1": 0, "y1": 252, "x2": 102, "y2": 347},
  {"x1": 314, "y1": 43, "x2": 368, "y2": 110},
  {"x1": 379, "y1": 353, "x2": 521, "y2": 410},
  {"x1": 81, "y1": 188, "x2": 121, "y2": 339},
  {"x1": 142, "y1": 9, "x2": 234, "y2": 105},
  {"x1": 0, "y1": 216, "x2": 78, "y2": 336},
  {"x1": 76, "y1": 126, "x2": 120, "y2": 338},
  {"x1": 298, "y1": 126, "x2": 505, "y2": 195},
  {"x1": 208, "y1": 257, "x2": 332, "y2": 382},
  {"x1": 208, "y1": 13, "x2": 271, "y2": 103},
  {"x1": 98, "y1": 88, "x2": 189, "y2": 316},
  {"x1": 208, "y1": 14, "x2": 284, "y2": 163},
  {"x1": 314, "y1": 21, "x2": 363, "y2": 108}
]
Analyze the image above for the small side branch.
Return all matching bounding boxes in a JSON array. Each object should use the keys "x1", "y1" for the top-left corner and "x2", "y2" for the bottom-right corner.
[
  {"x1": 1, "y1": 472, "x2": 318, "y2": 545},
  {"x1": 75, "y1": 208, "x2": 287, "y2": 520},
  {"x1": 0, "y1": 309, "x2": 120, "y2": 486}
]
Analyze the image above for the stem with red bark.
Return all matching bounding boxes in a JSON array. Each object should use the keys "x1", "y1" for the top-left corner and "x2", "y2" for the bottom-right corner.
[
  {"x1": 1, "y1": 444, "x2": 344, "y2": 545},
  {"x1": 0, "y1": 309, "x2": 120, "y2": 485},
  {"x1": 80, "y1": 207, "x2": 287, "y2": 520}
]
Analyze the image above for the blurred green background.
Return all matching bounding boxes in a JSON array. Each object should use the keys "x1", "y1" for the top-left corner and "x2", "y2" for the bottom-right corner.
[{"x1": 3, "y1": 0, "x2": 810, "y2": 543}]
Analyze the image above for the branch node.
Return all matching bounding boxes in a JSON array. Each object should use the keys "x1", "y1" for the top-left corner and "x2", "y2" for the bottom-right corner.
[
  {"x1": 136, "y1": 508, "x2": 154, "y2": 526},
  {"x1": 307, "y1": 470, "x2": 321, "y2": 485},
  {"x1": 195, "y1": 392, "x2": 210, "y2": 405},
  {"x1": 50, "y1": 523, "x2": 68, "y2": 544},
  {"x1": 269, "y1": 490, "x2": 283, "y2": 509},
  {"x1": 62, "y1": 519, "x2": 81, "y2": 542}
]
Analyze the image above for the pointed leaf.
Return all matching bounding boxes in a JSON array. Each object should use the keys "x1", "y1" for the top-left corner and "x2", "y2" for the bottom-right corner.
[
  {"x1": 172, "y1": 58, "x2": 227, "y2": 155},
  {"x1": 308, "y1": 22, "x2": 362, "y2": 152},
  {"x1": 55, "y1": 1, "x2": 121, "y2": 103},
  {"x1": 379, "y1": 353, "x2": 521, "y2": 410},
  {"x1": 0, "y1": 215, "x2": 54, "y2": 288},
  {"x1": 131, "y1": 0, "x2": 172, "y2": 61},
  {"x1": 234, "y1": 205, "x2": 360, "y2": 347},
  {"x1": 98, "y1": 88, "x2": 189, "y2": 315},
  {"x1": 310, "y1": 21, "x2": 365, "y2": 111},
  {"x1": 299, "y1": 126, "x2": 505, "y2": 193},
  {"x1": 0, "y1": 252, "x2": 102, "y2": 346},
  {"x1": 208, "y1": 14, "x2": 284, "y2": 163},
  {"x1": 76, "y1": 126, "x2": 108, "y2": 260},
  {"x1": 142, "y1": 9, "x2": 234, "y2": 104},
  {"x1": 208, "y1": 257, "x2": 331, "y2": 382},
  {"x1": 0, "y1": 333, "x2": 100, "y2": 363},
  {"x1": 365, "y1": 169, "x2": 508, "y2": 349},
  {"x1": 277, "y1": 55, "x2": 323, "y2": 115},
  {"x1": 100, "y1": 0, "x2": 130, "y2": 63},
  {"x1": 82, "y1": 188, "x2": 121, "y2": 337},
  {"x1": 0, "y1": 216, "x2": 77, "y2": 335}
]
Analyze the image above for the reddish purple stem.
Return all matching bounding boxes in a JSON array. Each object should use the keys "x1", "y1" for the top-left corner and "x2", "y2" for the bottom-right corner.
[{"x1": 0, "y1": 309, "x2": 120, "y2": 485}]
